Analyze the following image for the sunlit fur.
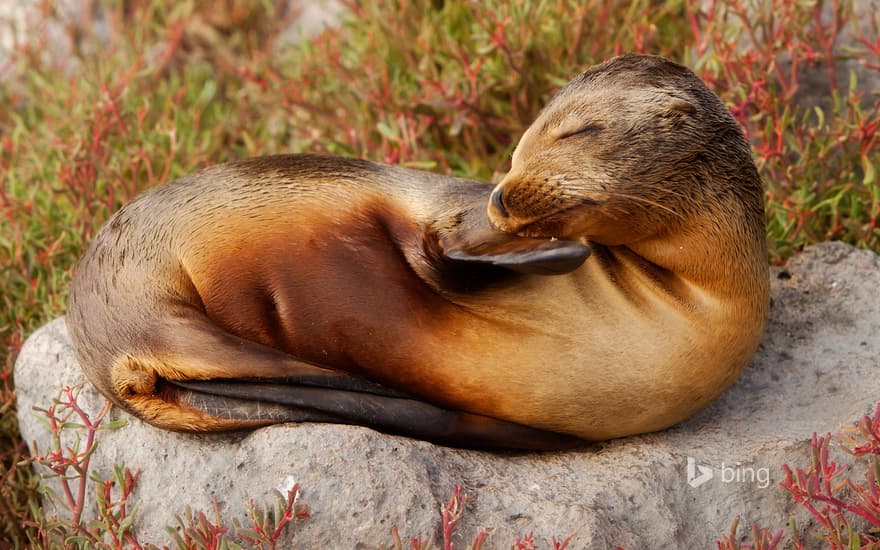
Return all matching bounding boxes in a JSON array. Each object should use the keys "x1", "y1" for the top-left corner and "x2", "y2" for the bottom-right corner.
[{"x1": 67, "y1": 54, "x2": 769, "y2": 445}]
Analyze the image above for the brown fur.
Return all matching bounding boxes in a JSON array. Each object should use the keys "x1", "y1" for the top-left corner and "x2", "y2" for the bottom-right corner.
[{"x1": 67, "y1": 54, "x2": 769, "y2": 445}]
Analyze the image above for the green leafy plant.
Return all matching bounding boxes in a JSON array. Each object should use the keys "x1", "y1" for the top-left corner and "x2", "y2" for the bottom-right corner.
[
  {"x1": 714, "y1": 403, "x2": 880, "y2": 549},
  {"x1": 687, "y1": 0, "x2": 880, "y2": 261},
  {"x1": 780, "y1": 404, "x2": 880, "y2": 548},
  {"x1": 166, "y1": 487, "x2": 310, "y2": 550},
  {"x1": 21, "y1": 386, "x2": 311, "y2": 548},
  {"x1": 715, "y1": 515, "x2": 784, "y2": 550},
  {"x1": 2, "y1": 0, "x2": 879, "y2": 545},
  {"x1": 25, "y1": 386, "x2": 135, "y2": 547}
]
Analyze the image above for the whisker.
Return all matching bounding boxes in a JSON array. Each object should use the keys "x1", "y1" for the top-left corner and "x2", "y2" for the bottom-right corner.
[{"x1": 581, "y1": 189, "x2": 686, "y2": 220}]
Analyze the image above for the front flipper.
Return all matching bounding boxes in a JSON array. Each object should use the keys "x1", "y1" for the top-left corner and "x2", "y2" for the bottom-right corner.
[
  {"x1": 437, "y1": 207, "x2": 590, "y2": 276},
  {"x1": 445, "y1": 237, "x2": 590, "y2": 275},
  {"x1": 170, "y1": 379, "x2": 582, "y2": 450}
]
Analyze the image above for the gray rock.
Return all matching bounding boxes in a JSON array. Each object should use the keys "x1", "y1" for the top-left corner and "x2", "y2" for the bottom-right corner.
[{"x1": 15, "y1": 242, "x2": 880, "y2": 548}]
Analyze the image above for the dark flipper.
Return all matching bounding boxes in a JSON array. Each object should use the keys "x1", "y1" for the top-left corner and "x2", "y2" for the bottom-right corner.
[
  {"x1": 445, "y1": 238, "x2": 590, "y2": 275},
  {"x1": 435, "y1": 202, "x2": 590, "y2": 276},
  {"x1": 141, "y1": 312, "x2": 581, "y2": 449},
  {"x1": 169, "y1": 379, "x2": 583, "y2": 450}
]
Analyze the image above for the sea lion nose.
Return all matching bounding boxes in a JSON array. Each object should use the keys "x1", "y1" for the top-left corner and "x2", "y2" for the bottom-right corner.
[{"x1": 490, "y1": 186, "x2": 510, "y2": 218}]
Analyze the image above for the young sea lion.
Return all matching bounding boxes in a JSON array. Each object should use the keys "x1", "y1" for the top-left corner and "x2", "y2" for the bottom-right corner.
[{"x1": 66, "y1": 54, "x2": 769, "y2": 449}]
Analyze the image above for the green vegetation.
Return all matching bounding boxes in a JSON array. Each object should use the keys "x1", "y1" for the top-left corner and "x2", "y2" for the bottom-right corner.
[{"x1": 1, "y1": 0, "x2": 878, "y2": 546}]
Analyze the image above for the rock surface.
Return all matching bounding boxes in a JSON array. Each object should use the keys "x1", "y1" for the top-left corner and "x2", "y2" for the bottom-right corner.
[{"x1": 15, "y1": 242, "x2": 880, "y2": 548}]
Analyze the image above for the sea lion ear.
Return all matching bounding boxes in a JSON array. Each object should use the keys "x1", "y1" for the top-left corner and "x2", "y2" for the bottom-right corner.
[
  {"x1": 443, "y1": 236, "x2": 591, "y2": 275},
  {"x1": 669, "y1": 97, "x2": 697, "y2": 115},
  {"x1": 667, "y1": 98, "x2": 696, "y2": 116}
]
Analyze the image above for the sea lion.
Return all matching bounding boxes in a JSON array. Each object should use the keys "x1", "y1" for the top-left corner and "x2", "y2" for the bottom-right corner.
[{"x1": 66, "y1": 54, "x2": 769, "y2": 450}]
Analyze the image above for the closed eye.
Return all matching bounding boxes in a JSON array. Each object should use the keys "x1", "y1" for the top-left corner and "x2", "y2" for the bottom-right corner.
[{"x1": 558, "y1": 124, "x2": 603, "y2": 140}]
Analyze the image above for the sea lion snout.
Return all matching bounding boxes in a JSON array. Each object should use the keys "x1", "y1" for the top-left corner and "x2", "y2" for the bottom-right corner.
[
  {"x1": 487, "y1": 181, "x2": 523, "y2": 234},
  {"x1": 489, "y1": 186, "x2": 509, "y2": 219},
  {"x1": 487, "y1": 171, "x2": 544, "y2": 234},
  {"x1": 488, "y1": 174, "x2": 576, "y2": 238},
  {"x1": 487, "y1": 181, "x2": 524, "y2": 234}
]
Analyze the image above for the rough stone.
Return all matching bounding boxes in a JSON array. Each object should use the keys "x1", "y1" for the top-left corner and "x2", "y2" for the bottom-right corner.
[{"x1": 15, "y1": 242, "x2": 880, "y2": 548}]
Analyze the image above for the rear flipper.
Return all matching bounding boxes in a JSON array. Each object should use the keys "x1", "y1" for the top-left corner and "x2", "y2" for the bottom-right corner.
[
  {"x1": 107, "y1": 310, "x2": 581, "y2": 450},
  {"x1": 169, "y1": 379, "x2": 582, "y2": 450}
]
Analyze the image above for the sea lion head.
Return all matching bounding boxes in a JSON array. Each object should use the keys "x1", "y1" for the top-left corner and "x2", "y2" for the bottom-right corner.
[{"x1": 488, "y1": 53, "x2": 762, "y2": 246}]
